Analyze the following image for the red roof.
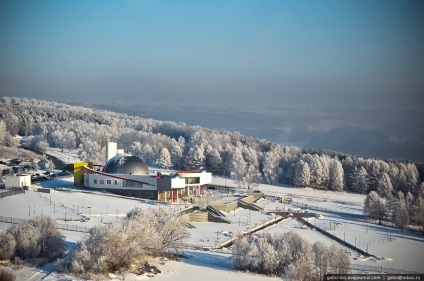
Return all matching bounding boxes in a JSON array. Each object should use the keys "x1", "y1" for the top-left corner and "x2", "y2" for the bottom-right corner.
[
  {"x1": 83, "y1": 167, "x2": 155, "y2": 186},
  {"x1": 176, "y1": 170, "x2": 201, "y2": 174}
]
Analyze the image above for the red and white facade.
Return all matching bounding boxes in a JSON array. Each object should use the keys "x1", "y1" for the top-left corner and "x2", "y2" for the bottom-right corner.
[{"x1": 83, "y1": 167, "x2": 212, "y2": 202}]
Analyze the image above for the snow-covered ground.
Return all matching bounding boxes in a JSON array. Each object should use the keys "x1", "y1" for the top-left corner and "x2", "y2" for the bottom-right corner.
[
  {"x1": 1, "y1": 172, "x2": 423, "y2": 280},
  {"x1": 44, "y1": 147, "x2": 80, "y2": 164}
]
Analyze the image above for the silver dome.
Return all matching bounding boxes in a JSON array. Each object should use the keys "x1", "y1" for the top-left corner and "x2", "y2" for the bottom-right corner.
[{"x1": 103, "y1": 154, "x2": 149, "y2": 175}]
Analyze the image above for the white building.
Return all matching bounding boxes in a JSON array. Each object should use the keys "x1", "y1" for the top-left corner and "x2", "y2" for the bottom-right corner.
[
  {"x1": 83, "y1": 143, "x2": 212, "y2": 202},
  {"x1": 5, "y1": 175, "x2": 31, "y2": 189}
]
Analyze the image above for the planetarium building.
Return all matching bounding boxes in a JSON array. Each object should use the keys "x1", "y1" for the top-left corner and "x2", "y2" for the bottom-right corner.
[{"x1": 82, "y1": 143, "x2": 211, "y2": 202}]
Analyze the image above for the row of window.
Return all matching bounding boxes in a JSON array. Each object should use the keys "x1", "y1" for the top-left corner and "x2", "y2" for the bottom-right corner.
[
  {"x1": 127, "y1": 192, "x2": 154, "y2": 198},
  {"x1": 93, "y1": 179, "x2": 118, "y2": 185},
  {"x1": 123, "y1": 180, "x2": 143, "y2": 188},
  {"x1": 92, "y1": 178, "x2": 144, "y2": 189}
]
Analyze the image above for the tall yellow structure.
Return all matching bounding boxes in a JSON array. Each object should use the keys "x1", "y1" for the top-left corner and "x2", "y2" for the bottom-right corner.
[{"x1": 73, "y1": 162, "x2": 93, "y2": 185}]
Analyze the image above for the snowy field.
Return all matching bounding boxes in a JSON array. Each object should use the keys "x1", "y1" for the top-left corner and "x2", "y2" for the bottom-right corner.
[{"x1": 1, "y1": 173, "x2": 423, "y2": 280}]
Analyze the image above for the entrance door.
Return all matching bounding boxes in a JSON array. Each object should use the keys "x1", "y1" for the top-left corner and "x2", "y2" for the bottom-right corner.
[{"x1": 172, "y1": 189, "x2": 177, "y2": 202}]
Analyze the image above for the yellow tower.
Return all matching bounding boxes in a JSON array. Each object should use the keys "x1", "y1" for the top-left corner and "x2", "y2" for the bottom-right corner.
[{"x1": 73, "y1": 162, "x2": 93, "y2": 185}]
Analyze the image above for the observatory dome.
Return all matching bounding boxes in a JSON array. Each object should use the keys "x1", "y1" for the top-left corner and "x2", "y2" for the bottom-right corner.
[{"x1": 103, "y1": 154, "x2": 149, "y2": 175}]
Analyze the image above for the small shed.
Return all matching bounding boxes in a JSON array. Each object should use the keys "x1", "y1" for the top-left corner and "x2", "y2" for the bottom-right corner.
[{"x1": 5, "y1": 175, "x2": 31, "y2": 190}]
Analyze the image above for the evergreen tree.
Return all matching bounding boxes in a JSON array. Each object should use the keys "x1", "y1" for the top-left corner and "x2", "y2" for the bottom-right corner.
[
  {"x1": 364, "y1": 191, "x2": 387, "y2": 225},
  {"x1": 350, "y1": 166, "x2": 368, "y2": 193},
  {"x1": 377, "y1": 173, "x2": 393, "y2": 198},
  {"x1": 158, "y1": 147, "x2": 172, "y2": 169},
  {"x1": 393, "y1": 191, "x2": 409, "y2": 231},
  {"x1": 328, "y1": 159, "x2": 344, "y2": 191},
  {"x1": 293, "y1": 160, "x2": 310, "y2": 187}
]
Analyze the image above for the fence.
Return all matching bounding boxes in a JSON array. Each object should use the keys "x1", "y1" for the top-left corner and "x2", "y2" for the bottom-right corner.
[
  {"x1": 348, "y1": 263, "x2": 417, "y2": 274},
  {"x1": 297, "y1": 217, "x2": 372, "y2": 257},
  {"x1": 0, "y1": 189, "x2": 25, "y2": 199},
  {"x1": 291, "y1": 201, "x2": 368, "y2": 222},
  {"x1": 0, "y1": 215, "x2": 89, "y2": 233}
]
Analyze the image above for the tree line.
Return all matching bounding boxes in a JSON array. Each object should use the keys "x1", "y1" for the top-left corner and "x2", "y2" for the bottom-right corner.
[
  {"x1": 1, "y1": 97, "x2": 422, "y2": 198},
  {"x1": 232, "y1": 231, "x2": 350, "y2": 280}
]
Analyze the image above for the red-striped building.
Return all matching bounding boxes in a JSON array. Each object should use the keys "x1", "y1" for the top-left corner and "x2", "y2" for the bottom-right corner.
[{"x1": 83, "y1": 146, "x2": 211, "y2": 202}]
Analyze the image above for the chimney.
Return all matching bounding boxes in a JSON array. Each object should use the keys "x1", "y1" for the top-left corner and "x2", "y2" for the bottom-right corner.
[{"x1": 106, "y1": 142, "x2": 117, "y2": 163}]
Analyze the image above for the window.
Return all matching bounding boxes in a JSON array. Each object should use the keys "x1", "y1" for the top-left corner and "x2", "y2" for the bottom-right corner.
[
  {"x1": 149, "y1": 193, "x2": 154, "y2": 198},
  {"x1": 123, "y1": 180, "x2": 143, "y2": 188},
  {"x1": 107, "y1": 180, "x2": 111, "y2": 184},
  {"x1": 94, "y1": 179, "x2": 97, "y2": 184},
  {"x1": 100, "y1": 180, "x2": 104, "y2": 184},
  {"x1": 114, "y1": 180, "x2": 118, "y2": 185},
  {"x1": 185, "y1": 177, "x2": 200, "y2": 184}
]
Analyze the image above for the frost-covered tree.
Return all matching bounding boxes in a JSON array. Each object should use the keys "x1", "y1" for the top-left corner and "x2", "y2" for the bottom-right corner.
[
  {"x1": 293, "y1": 160, "x2": 310, "y2": 187},
  {"x1": 0, "y1": 233, "x2": 16, "y2": 260},
  {"x1": 309, "y1": 155, "x2": 325, "y2": 188},
  {"x1": 405, "y1": 192, "x2": 415, "y2": 219},
  {"x1": 7, "y1": 216, "x2": 65, "y2": 261},
  {"x1": 158, "y1": 147, "x2": 172, "y2": 168},
  {"x1": 416, "y1": 197, "x2": 424, "y2": 233},
  {"x1": 263, "y1": 146, "x2": 283, "y2": 184},
  {"x1": 286, "y1": 256, "x2": 315, "y2": 281},
  {"x1": 312, "y1": 241, "x2": 329, "y2": 281},
  {"x1": 204, "y1": 145, "x2": 222, "y2": 174},
  {"x1": 350, "y1": 166, "x2": 368, "y2": 193},
  {"x1": 328, "y1": 245, "x2": 350, "y2": 275},
  {"x1": 232, "y1": 231, "x2": 312, "y2": 277},
  {"x1": 364, "y1": 191, "x2": 387, "y2": 224},
  {"x1": 171, "y1": 144, "x2": 184, "y2": 170},
  {"x1": 0, "y1": 120, "x2": 6, "y2": 146},
  {"x1": 67, "y1": 208, "x2": 188, "y2": 275},
  {"x1": 242, "y1": 147, "x2": 261, "y2": 189},
  {"x1": 377, "y1": 173, "x2": 393, "y2": 198},
  {"x1": 230, "y1": 146, "x2": 247, "y2": 187},
  {"x1": 78, "y1": 140, "x2": 105, "y2": 164},
  {"x1": 392, "y1": 191, "x2": 409, "y2": 230},
  {"x1": 185, "y1": 144, "x2": 205, "y2": 169},
  {"x1": 328, "y1": 159, "x2": 344, "y2": 191}
]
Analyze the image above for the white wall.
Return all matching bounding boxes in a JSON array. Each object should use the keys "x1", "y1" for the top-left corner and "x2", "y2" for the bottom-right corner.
[
  {"x1": 85, "y1": 173, "x2": 158, "y2": 191},
  {"x1": 106, "y1": 142, "x2": 117, "y2": 163},
  {"x1": 5, "y1": 175, "x2": 31, "y2": 189}
]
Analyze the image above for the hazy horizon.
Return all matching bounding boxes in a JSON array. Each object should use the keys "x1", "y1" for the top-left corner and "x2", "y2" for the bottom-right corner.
[{"x1": 1, "y1": 0, "x2": 423, "y2": 160}]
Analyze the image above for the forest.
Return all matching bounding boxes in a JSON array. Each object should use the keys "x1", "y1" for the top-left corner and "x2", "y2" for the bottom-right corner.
[{"x1": 1, "y1": 96, "x2": 423, "y2": 200}]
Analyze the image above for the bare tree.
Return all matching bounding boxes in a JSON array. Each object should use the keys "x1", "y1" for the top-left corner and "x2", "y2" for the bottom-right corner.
[
  {"x1": 312, "y1": 241, "x2": 329, "y2": 281},
  {"x1": 328, "y1": 245, "x2": 350, "y2": 275}
]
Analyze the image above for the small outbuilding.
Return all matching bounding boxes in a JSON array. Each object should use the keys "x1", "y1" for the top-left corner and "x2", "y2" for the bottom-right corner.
[{"x1": 5, "y1": 175, "x2": 31, "y2": 190}]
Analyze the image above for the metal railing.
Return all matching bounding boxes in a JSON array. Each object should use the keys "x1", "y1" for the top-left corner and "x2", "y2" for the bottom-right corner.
[
  {"x1": 0, "y1": 215, "x2": 89, "y2": 233},
  {"x1": 0, "y1": 189, "x2": 25, "y2": 198}
]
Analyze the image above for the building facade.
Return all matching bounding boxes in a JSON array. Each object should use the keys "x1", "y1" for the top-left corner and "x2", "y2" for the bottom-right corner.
[
  {"x1": 82, "y1": 143, "x2": 212, "y2": 202},
  {"x1": 5, "y1": 175, "x2": 31, "y2": 189}
]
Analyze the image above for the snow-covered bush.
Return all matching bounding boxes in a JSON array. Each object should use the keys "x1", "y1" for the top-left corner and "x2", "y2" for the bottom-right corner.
[
  {"x1": 233, "y1": 232, "x2": 350, "y2": 279},
  {"x1": 6, "y1": 216, "x2": 65, "y2": 262},
  {"x1": 67, "y1": 207, "x2": 189, "y2": 276},
  {"x1": 0, "y1": 233, "x2": 16, "y2": 260},
  {"x1": 232, "y1": 231, "x2": 312, "y2": 276},
  {"x1": 0, "y1": 268, "x2": 16, "y2": 281}
]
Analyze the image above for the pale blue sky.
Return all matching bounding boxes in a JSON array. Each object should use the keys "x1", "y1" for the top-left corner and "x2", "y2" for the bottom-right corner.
[{"x1": 1, "y1": 0, "x2": 423, "y2": 107}]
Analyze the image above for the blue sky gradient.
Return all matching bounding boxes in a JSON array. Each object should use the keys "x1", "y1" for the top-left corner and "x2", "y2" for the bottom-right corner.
[{"x1": 1, "y1": 0, "x2": 423, "y2": 107}]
